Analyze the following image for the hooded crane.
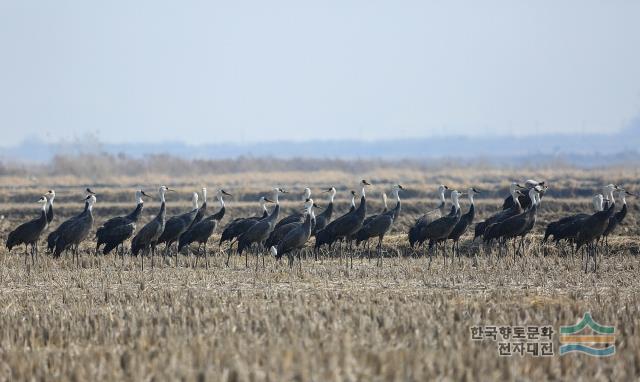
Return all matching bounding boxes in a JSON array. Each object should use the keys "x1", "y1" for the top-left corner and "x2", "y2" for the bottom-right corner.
[
  {"x1": 53, "y1": 194, "x2": 97, "y2": 264},
  {"x1": 189, "y1": 187, "x2": 208, "y2": 229},
  {"x1": 502, "y1": 180, "x2": 544, "y2": 210},
  {"x1": 237, "y1": 188, "x2": 286, "y2": 268},
  {"x1": 272, "y1": 198, "x2": 316, "y2": 268},
  {"x1": 265, "y1": 199, "x2": 319, "y2": 250},
  {"x1": 275, "y1": 187, "x2": 311, "y2": 229},
  {"x1": 352, "y1": 192, "x2": 388, "y2": 250},
  {"x1": 95, "y1": 190, "x2": 151, "y2": 256},
  {"x1": 178, "y1": 189, "x2": 231, "y2": 267},
  {"x1": 355, "y1": 185, "x2": 403, "y2": 266},
  {"x1": 601, "y1": 189, "x2": 634, "y2": 251},
  {"x1": 6, "y1": 195, "x2": 49, "y2": 266},
  {"x1": 47, "y1": 188, "x2": 95, "y2": 252},
  {"x1": 312, "y1": 187, "x2": 337, "y2": 236},
  {"x1": 474, "y1": 182, "x2": 524, "y2": 241},
  {"x1": 408, "y1": 185, "x2": 449, "y2": 249},
  {"x1": 313, "y1": 189, "x2": 357, "y2": 258},
  {"x1": 542, "y1": 194, "x2": 604, "y2": 247},
  {"x1": 314, "y1": 180, "x2": 371, "y2": 264},
  {"x1": 423, "y1": 190, "x2": 464, "y2": 265},
  {"x1": 483, "y1": 187, "x2": 541, "y2": 258},
  {"x1": 447, "y1": 187, "x2": 481, "y2": 260},
  {"x1": 576, "y1": 184, "x2": 619, "y2": 272},
  {"x1": 219, "y1": 197, "x2": 270, "y2": 247},
  {"x1": 157, "y1": 191, "x2": 199, "y2": 265},
  {"x1": 131, "y1": 186, "x2": 173, "y2": 270}
]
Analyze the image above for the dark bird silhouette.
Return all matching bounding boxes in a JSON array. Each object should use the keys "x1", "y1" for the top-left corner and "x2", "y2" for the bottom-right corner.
[
  {"x1": 6, "y1": 196, "x2": 49, "y2": 266},
  {"x1": 353, "y1": 192, "x2": 388, "y2": 248},
  {"x1": 131, "y1": 186, "x2": 173, "y2": 270},
  {"x1": 314, "y1": 180, "x2": 371, "y2": 260},
  {"x1": 576, "y1": 184, "x2": 619, "y2": 272},
  {"x1": 408, "y1": 184, "x2": 449, "y2": 249},
  {"x1": 95, "y1": 190, "x2": 151, "y2": 255},
  {"x1": 423, "y1": 190, "x2": 464, "y2": 264},
  {"x1": 447, "y1": 187, "x2": 481, "y2": 259},
  {"x1": 542, "y1": 194, "x2": 603, "y2": 245},
  {"x1": 47, "y1": 189, "x2": 94, "y2": 252},
  {"x1": 474, "y1": 183, "x2": 524, "y2": 241},
  {"x1": 157, "y1": 191, "x2": 200, "y2": 262},
  {"x1": 272, "y1": 199, "x2": 316, "y2": 267},
  {"x1": 265, "y1": 199, "x2": 319, "y2": 249},
  {"x1": 237, "y1": 188, "x2": 286, "y2": 267},
  {"x1": 178, "y1": 189, "x2": 231, "y2": 266},
  {"x1": 355, "y1": 185, "x2": 403, "y2": 265},
  {"x1": 274, "y1": 187, "x2": 311, "y2": 230},
  {"x1": 219, "y1": 196, "x2": 270, "y2": 249},
  {"x1": 312, "y1": 187, "x2": 336, "y2": 236},
  {"x1": 53, "y1": 195, "x2": 97, "y2": 263}
]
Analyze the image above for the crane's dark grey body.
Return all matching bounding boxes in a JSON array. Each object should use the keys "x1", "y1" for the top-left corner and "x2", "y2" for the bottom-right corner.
[
  {"x1": 6, "y1": 205, "x2": 48, "y2": 265},
  {"x1": 131, "y1": 201, "x2": 167, "y2": 270},
  {"x1": 53, "y1": 203, "x2": 94, "y2": 259},
  {"x1": 543, "y1": 213, "x2": 590, "y2": 244},
  {"x1": 576, "y1": 201, "x2": 616, "y2": 272},
  {"x1": 47, "y1": 201, "x2": 89, "y2": 252},
  {"x1": 408, "y1": 200, "x2": 446, "y2": 248},
  {"x1": 157, "y1": 206, "x2": 199, "y2": 256},
  {"x1": 315, "y1": 195, "x2": 366, "y2": 249},
  {"x1": 275, "y1": 212, "x2": 314, "y2": 267},
  {"x1": 602, "y1": 203, "x2": 627, "y2": 241},
  {"x1": 237, "y1": 204, "x2": 280, "y2": 254},
  {"x1": 474, "y1": 201, "x2": 522, "y2": 241},
  {"x1": 96, "y1": 202, "x2": 143, "y2": 255},
  {"x1": 219, "y1": 210, "x2": 268, "y2": 246},
  {"x1": 178, "y1": 205, "x2": 226, "y2": 252}
]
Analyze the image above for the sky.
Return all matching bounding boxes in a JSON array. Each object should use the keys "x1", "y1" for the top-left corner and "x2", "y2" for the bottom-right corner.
[{"x1": 1, "y1": 0, "x2": 639, "y2": 147}]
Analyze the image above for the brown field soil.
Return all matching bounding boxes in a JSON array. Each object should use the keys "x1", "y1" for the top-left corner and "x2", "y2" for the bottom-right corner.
[{"x1": 0, "y1": 167, "x2": 639, "y2": 381}]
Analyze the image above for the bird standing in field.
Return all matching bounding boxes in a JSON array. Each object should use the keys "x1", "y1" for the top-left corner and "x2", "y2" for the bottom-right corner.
[
  {"x1": 542, "y1": 194, "x2": 604, "y2": 248},
  {"x1": 474, "y1": 182, "x2": 524, "y2": 241},
  {"x1": 408, "y1": 184, "x2": 449, "y2": 250},
  {"x1": 178, "y1": 189, "x2": 232, "y2": 267},
  {"x1": 423, "y1": 190, "x2": 464, "y2": 266},
  {"x1": 275, "y1": 187, "x2": 311, "y2": 229},
  {"x1": 95, "y1": 190, "x2": 152, "y2": 256},
  {"x1": 447, "y1": 187, "x2": 481, "y2": 261},
  {"x1": 53, "y1": 194, "x2": 97, "y2": 265},
  {"x1": 312, "y1": 187, "x2": 337, "y2": 236},
  {"x1": 601, "y1": 189, "x2": 634, "y2": 253},
  {"x1": 237, "y1": 188, "x2": 286, "y2": 268},
  {"x1": 6, "y1": 195, "x2": 49, "y2": 266},
  {"x1": 131, "y1": 186, "x2": 173, "y2": 270},
  {"x1": 47, "y1": 188, "x2": 95, "y2": 252},
  {"x1": 272, "y1": 198, "x2": 316, "y2": 268},
  {"x1": 157, "y1": 191, "x2": 200, "y2": 265},
  {"x1": 355, "y1": 184, "x2": 403, "y2": 265}
]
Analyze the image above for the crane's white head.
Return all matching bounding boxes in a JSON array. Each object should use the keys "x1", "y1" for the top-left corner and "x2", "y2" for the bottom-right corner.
[
  {"x1": 84, "y1": 194, "x2": 97, "y2": 211},
  {"x1": 350, "y1": 190, "x2": 357, "y2": 207},
  {"x1": 158, "y1": 185, "x2": 173, "y2": 203},
  {"x1": 323, "y1": 187, "x2": 337, "y2": 203},
  {"x1": 592, "y1": 194, "x2": 604, "y2": 211},
  {"x1": 45, "y1": 189, "x2": 55, "y2": 202},
  {"x1": 37, "y1": 195, "x2": 47, "y2": 210},
  {"x1": 438, "y1": 185, "x2": 449, "y2": 203},
  {"x1": 603, "y1": 184, "x2": 619, "y2": 203},
  {"x1": 303, "y1": 187, "x2": 311, "y2": 200},
  {"x1": 450, "y1": 190, "x2": 463, "y2": 210},
  {"x1": 467, "y1": 187, "x2": 480, "y2": 203},
  {"x1": 524, "y1": 179, "x2": 544, "y2": 189},
  {"x1": 360, "y1": 180, "x2": 371, "y2": 197},
  {"x1": 390, "y1": 184, "x2": 404, "y2": 200},
  {"x1": 272, "y1": 187, "x2": 287, "y2": 204},
  {"x1": 217, "y1": 189, "x2": 231, "y2": 207}
]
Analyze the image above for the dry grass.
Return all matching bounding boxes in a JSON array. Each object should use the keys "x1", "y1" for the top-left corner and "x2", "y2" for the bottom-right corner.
[{"x1": 0, "y1": 165, "x2": 639, "y2": 381}]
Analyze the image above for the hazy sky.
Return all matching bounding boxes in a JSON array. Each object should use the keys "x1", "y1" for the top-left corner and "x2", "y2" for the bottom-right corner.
[{"x1": 1, "y1": 1, "x2": 639, "y2": 146}]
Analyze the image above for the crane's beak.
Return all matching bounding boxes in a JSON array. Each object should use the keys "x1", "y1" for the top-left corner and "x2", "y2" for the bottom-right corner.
[
  {"x1": 264, "y1": 198, "x2": 275, "y2": 203},
  {"x1": 142, "y1": 191, "x2": 154, "y2": 199},
  {"x1": 472, "y1": 187, "x2": 481, "y2": 193},
  {"x1": 516, "y1": 184, "x2": 526, "y2": 189},
  {"x1": 322, "y1": 188, "x2": 333, "y2": 193},
  {"x1": 362, "y1": 180, "x2": 371, "y2": 185},
  {"x1": 279, "y1": 188, "x2": 288, "y2": 193},
  {"x1": 398, "y1": 184, "x2": 404, "y2": 190},
  {"x1": 625, "y1": 191, "x2": 636, "y2": 196},
  {"x1": 221, "y1": 190, "x2": 232, "y2": 196},
  {"x1": 86, "y1": 188, "x2": 96, "y2": 195},
  {"x1": 166, "y1": 188, "x2": 176, "y2": 192},
  {"x1": 313, "y1": 203, "x2": 319, "y2": 208}
]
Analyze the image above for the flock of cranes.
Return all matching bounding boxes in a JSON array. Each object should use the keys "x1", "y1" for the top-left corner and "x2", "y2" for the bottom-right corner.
[{"x1": 4, "y1": 179, "x2": 634, "y2": 273}]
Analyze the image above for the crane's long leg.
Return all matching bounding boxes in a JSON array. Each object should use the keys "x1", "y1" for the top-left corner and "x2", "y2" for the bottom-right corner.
[{"x1": 377, "y1": 236, "x2": 383, "y2": 267}]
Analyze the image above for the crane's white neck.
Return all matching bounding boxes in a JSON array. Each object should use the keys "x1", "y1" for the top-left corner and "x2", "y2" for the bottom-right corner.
[
  {"x1": 202, "y1": 188, "x2": 207, "y2": 203},
  {"x1": 360, "y1": 185, "x2": 366, "y2": 198},
  {"x1": 303, "y1": 188, "x2": 311, "y2": 201},
  {"x1": 329, "y1": 189, "x2": 336, "y2": 203},
  {"x1": 619, "y1": 191, "x2": 627, "y2": 205},
  {"x1": 217, "y1": 194, "x2": 225, "y2": 208},
  {"x1": 87, "y1": 196, "x2": 96, "y2": 211},
  {"x1": 382, "y1": 193, "x2": 388, "y2": 208},
  {"x1": 273, "y1": 189, "x2": 280, "y2": 204},
  {"x1": 468, "y1": 192, "x2": 474, "y2": 205},
  {"x1": 260, "y1": 199, "x2": 267, "y2": 212},
  {"x1": 192, "y1": 193, "x2": 199, "y2": 209},
  {"x1": 41, "y1": 201, "x2": 48, "y2": 211},
  {"x1": 452, "y1": 193, "x2": 460, "y2": 211},
  {"x1": 438, "y1": 187, "x2": 446, "y2": 204},
  {"x1": 350, "y1": 194, "x2": 356, "y2": 208},
  {"x1": 529, "y1": 188, "x2": 538, "y2": 206},
  {"x1": 392, "y1": 189, "x2": 400, "y2": 202},
  {"x1": 592, "y1": 195, "x2": 603, "y2": 212},
  {"x1": 46, "y1": 195, "x2": 54, "y2": 208},
  {"x1": 135, "y1": 191, "x2": 143, "y2": 205},
  {"x1": 159, "y1": 189, "x2": 166, "y2": 204}
]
